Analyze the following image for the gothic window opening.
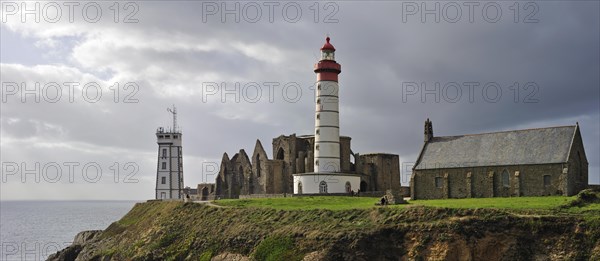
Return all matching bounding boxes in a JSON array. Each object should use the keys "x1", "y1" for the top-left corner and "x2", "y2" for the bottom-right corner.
[
  {"x1": 297, "y1": 182, "x2": 303, "y2": 194},
  {"x1": 502, "y1": 169, "x2": 510, "y2": 188},
  {"x1": 345, "y1": 181, "x2": 351, "y2": 193},
  {"x1": 238, "y1": 166, "x2": 244, "y2": 184},
  {"x1": 578, "y1": 151, "x2": 583, "y2": 181},
  {"x1": 256, "y1": 154, "x2": 261, "y2": 177},
  {"x1": 276, "y1": 147, "x2": 285, "y2": 160}
]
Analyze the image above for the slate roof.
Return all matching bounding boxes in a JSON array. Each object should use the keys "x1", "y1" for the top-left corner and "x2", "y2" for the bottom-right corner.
[{"x1": 414, "y1": 125, "x2": 577, "y2": 170}]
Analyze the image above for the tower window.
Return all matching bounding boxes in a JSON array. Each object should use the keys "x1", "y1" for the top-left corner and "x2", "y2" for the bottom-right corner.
[
  {"x1": 316, "y1": 99, "x2": 321, "y2": 104},
  {"x1": 174, "y1": 135, "x2": 178, "y2": 139},
  {"x1": 161, "y1": 177, "x2": 166, "y2": 184},
  {"x1": 316, "y1": 113, "x2": 320, "y2": 120},
  {"x1": 165, "y1": 135, "x2": 170, "y2": 138},
  {"x1": 162, "y1": 162, "x2": 167, "y2": 170},
  {"x1": 162, "y1": 149, "x2": 167, "y2": 158},
  {"x1": 316, "y1": 145, "x2": 319, "y2": 151},
  {"x1": 316, "y1": 129, "x2": 320, "y2": 135}
]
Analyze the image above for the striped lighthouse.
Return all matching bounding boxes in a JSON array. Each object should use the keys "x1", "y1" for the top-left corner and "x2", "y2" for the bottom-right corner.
[
  {"x1": 314, "y1": 37, "x2": 342, "y2": 173},
  {"x1": 293, "y1": 36, "x2": 361, "y2": 195}
]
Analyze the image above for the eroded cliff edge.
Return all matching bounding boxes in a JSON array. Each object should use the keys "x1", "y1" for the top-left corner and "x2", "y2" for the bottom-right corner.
[{"x1": 48, "y1": 192, "x2": 600, "y2": 261}]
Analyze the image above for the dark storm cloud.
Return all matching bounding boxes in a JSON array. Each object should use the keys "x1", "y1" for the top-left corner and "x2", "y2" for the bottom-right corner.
[{"x1": 1, "y1": 1, "x2": 598, "y2": 199}]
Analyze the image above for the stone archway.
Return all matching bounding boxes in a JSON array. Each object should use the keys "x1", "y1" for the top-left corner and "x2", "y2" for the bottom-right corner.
[
  {"x1": 201, "y1": 187, "x2": 209, "y2": 201},
  {"x1": 360, "y1": 181, "x2": 368, "y2": 192}
]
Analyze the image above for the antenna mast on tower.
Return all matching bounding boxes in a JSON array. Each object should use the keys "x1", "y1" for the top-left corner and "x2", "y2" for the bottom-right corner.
[{"x1": 167, "y1": 105, "x2": 178, "y2": 133}]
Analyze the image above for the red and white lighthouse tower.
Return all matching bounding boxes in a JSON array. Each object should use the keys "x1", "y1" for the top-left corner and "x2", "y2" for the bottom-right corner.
[
  {"x1": 314, "y1": 37, "x2": 342, "y2": 173},
  {"x1": 293, "y1": 37, "x2": 360, "y2": 195}
]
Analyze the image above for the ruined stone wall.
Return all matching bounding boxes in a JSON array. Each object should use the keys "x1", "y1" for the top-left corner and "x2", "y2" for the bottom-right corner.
[
  {"x1": 340, "y1": 136, "x2": 352, "y2": 172},
  {"x1": 196, "y1": 184, "x2": 216, "y2": 200},
  {"x1": 251, "y1": 141, "x2": 270, "y2": 195},
  {"x1": 358, "y1": 154, "x2": 401, "y2": 193},
  {"x1": 271, "y1": 160, "x2": 285, "y2": 194}
]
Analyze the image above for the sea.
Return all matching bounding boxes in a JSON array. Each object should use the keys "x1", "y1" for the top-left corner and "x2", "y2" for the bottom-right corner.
[{"x1": 0, "y1": 201, "x2": 139, "y2": 261}]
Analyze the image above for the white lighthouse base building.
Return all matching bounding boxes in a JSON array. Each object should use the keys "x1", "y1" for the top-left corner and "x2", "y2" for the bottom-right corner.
[{"x1": 293, "y1": 173, "x2": 360, "y2": 194}]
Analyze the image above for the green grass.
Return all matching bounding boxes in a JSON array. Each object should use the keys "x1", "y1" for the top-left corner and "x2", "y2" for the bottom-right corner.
[
  {"x1": 252, "y1": 235, "x2": 302, "y2": 261},
  {"x1": 213, "y1": 195, "x2": 585, "y2": 211},
  {"x1": 409, "y1": 196, "x2": 577, "y2": 210},
  {"x1": 214, "y1": 196, "x2": 383, "y2": 210}
]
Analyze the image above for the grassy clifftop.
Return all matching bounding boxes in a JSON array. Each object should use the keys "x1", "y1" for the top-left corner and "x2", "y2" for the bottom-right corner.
[{"x1": 51, "y1": 191, "x2": 600, "y2": 260}]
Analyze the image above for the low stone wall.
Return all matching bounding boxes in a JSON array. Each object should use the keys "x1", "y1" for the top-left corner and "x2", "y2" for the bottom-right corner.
[
  {"x1": 219, "y1": 191, "x2": 391, "y2": 199},
  {"x1": 239, "y1": 194, "x2": 288, "y2": 199},
  {"x1": 357, "y1": 191, "x2": 385, "y2": 197},
  {"x1": 588, "y1": 184, "x2": 600, "y2": 191},
  {"x1": 399, "y1": 186, "x2": 410, "y2": 197}
]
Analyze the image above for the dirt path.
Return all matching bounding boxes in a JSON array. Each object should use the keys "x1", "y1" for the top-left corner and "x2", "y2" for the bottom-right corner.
[{"x1": 193, "y1": 200, "x2": 226, "y2": 208}]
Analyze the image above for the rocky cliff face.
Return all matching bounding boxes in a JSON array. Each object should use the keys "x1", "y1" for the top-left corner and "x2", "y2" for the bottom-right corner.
[{"x1": 47, "y1": 195, "x2": 600, "y2": 261}]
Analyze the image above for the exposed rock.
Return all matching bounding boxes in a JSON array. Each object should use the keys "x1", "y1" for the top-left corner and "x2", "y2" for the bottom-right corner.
[
  {"x1": 302, "y1": 250, "x2": 326, "y2": 261},
  {"x1": 211, "y1": 252, "x2": 250, "y2": 261},
  {"x1": 46, "y1": 230, "x2": 102, "y2": 261},
  {"x1": 73, "y1": 230, "x2": 102, "y2": 245},
  {"x1": 46, "y1": 244, "x2": 82, "y2": 261}
]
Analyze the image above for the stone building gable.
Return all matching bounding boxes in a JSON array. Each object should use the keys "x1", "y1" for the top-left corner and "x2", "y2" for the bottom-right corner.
[
  {"x1": 216, "y1": 153, "x2": 231, "y2": 198},
  {"x1": 565, "y1": 125, "x2": 589, "y2": 195},
  {"x1": 251, "y1": 139, "x2": 270, "y2": 194},
  {"x1": 414, "y1": 125, "x2": 577, "y2": 170}
]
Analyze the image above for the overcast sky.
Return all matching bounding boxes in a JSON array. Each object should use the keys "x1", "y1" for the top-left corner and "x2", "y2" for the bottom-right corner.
[{"x1": 1, "y1": 1, "x2": 598, "y2": 200}]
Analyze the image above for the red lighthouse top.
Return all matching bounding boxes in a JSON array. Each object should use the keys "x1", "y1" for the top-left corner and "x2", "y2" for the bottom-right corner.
[
  {"x1": 320, "y1": 37, "x2": 336, "y2": 51},
  {"x1": 315, "y1": 36, "x2": 341, "y2": 82}
]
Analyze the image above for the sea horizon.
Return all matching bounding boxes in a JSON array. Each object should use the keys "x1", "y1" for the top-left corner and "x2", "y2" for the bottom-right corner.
[{"x1": 1, "y1": 200, "x2": 139, "y2": 260}]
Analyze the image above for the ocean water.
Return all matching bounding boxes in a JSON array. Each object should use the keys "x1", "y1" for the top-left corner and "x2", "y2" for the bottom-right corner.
[{"x1": 0, "y1": 201, "x2": 138, "y2": 261}]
